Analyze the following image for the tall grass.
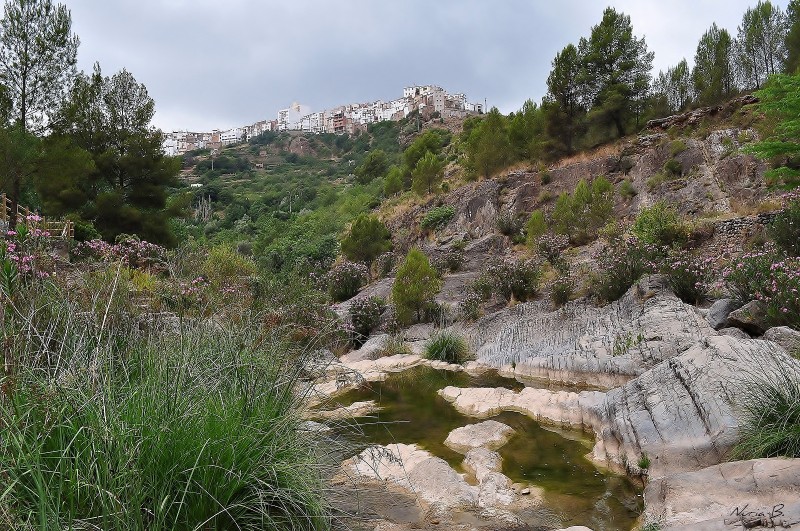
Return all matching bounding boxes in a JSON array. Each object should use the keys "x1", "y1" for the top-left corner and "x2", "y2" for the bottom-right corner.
[
  {"x1": 0, "y1": 280, "x2": 331, "y2": 530},
  {"x1": 732, "y1": 353, "x2": 800, "y2": 460},
  {"x1": 424, "y1": 330, "x2": 471, "y2": 364}
]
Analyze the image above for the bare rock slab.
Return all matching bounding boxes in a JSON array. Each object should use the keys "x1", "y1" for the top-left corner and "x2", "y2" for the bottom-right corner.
[
  {"x1": 444, "y1": 420, "x2": 516, "y2": 454},
  {"x1": 644, "y1": 458, "x2": 800, "y2": 530}
]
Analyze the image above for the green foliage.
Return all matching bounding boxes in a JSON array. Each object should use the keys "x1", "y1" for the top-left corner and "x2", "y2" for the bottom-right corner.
[
  {"x1": 383, "y1": 165, "x2": 404, "y2": 196},
  {"x1": 769, "y1": 195, "x2": 800, "y2": 255},
  {"x1": 341, "y1": 214, "x2": 392, "y2": 264},
  {"x1": 590, "y1": 238, "x2": 657, "y2": 303},
  {"x1": 544, "y1": 43, "x2": 584, "y2": 157},
  {"x1": 326, "y1": 260, "x2": 368, "y2": 302},
  {"x1": 508, "y1": 99, "x2": 545, "y2": 160},
  {"x1": 355, "y1": 149, "x2": 389, "y2": 184},
  {"x1": 496, "y1": 210, "x2": 526, "y2": 242},
  {"x1": 662, "y1": 252, "x2": 714, "y2": 304},
  {"x1": 464, "y1": 107, "x2": 512, "y2": 178},
  {"x1": 420, "y1": 205, "x2": 455, "y2": 232},
  {"x1": 619, "y1": 179, "x2": 637, "y2": 199},
  {"x1": 392, "y1": 249, "x2": 441, "y2": 325},
  {"x1": 403, "y1": 129, "x2": 447, "y2": 170},
  {"x1": 411, "y1": 151, "x2": 444, "y2": 195},
  {"x1": 744, "y1": 74, "x2": 800, "y2": 187},
  {"x1": 692, "y1": 23, "x2": 737, "y2": 105},
  {"x1": 736, "y1": 1, "x2": 787, "y2": 90},
  {"x1": 732, "y1": 355, "x2": 800, "y2": 459},
  {"x1": 201, "y1": 244, "x2": 257, "y2": 287},
  {"x1": 663, "y1": 158, "x2": 683, "y2": 177},
  {"x1": 631, "y1": 201, "x2": 688, "y2": 247},
  {"x1": 349, "y1": 296, "x2": 387, "y2": 347},
  {"x1": 424, "y1": 330, "x2": 471, "y2": 364},
  {"x1": 638, "y1": 452, "x2": 651, "y2": 470},
  {"x1": 551, "y1": 192, "x2": 575, "y2": 240},
  {"x1": 653, "y1": 59, "x2": 693, "y2": 113},
  {"x1": 551, "y1": 178, "x2": 615, "y2": 244},
  {"x1": 786, "y1": 0, "x2": 800, "y2": 73},
  {"x1": 551, "y1": 271, "x2": 575, "y2": 308},
  {"x1": 485, "y1": 258, "x2": 543, "y2": 302},
  {"x1": 578, "y1": 7, "x2": 654, "y2": 138},
  {"x1": 525, "y1": 209, "x2": 548, "y2": 246}
]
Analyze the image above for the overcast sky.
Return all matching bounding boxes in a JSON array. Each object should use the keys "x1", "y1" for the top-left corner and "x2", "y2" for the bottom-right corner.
[{"x1": 62, "y1": 0, "x2": 790, "y2": 133}]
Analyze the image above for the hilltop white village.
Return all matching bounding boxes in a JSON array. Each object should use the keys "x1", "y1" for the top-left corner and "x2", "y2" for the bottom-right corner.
[{"x1": 162, "y1": 84, "x2": 484, "y2": 156}]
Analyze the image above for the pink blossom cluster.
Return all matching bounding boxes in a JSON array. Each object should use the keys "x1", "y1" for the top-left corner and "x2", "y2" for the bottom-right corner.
[{"x1": 74, "y1": 238, "x2": 167, "y2": 270}]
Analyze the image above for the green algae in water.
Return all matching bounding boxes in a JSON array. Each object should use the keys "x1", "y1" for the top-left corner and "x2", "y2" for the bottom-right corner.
[{"x1": 335, "y1": 365, "x2": 642, "y2": 530}]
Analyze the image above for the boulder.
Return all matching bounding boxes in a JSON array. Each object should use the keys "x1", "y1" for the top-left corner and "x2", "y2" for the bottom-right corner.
[
  {"x1": 444, "y1": 420, "x2": 516, "y2": 454},
  {"x1": 464, "y1": 281, "x2": 716, "y2": 389},
  {"x1": 340, "y1": 334, "x2": 389, "y2": 363},
  {"x1": 643, "y1": 458, "x2": 800, "y2": 529},
  {"x1": 716, "y1": 327, "x2": 750, "y2": 340},
  {"x1": 707, "y1": 298, "x2": 742, "y2": 330},
  {"x1": 763, "y1": 326, "x2": 800, "y2": 354},
  {"x1": 727, "y1": 300, "x2": 769, "y2": 335}
]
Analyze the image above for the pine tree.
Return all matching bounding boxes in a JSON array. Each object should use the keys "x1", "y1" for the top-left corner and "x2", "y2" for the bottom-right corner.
[
  {"x1": 392, "y1": 249, "x2": 441, "y2": 325},
  {"x1": 411, "y1": 151, "x2": 443, "y2": 195},
  {"x1": 693, "y1": 24, "x2": 737, "y2": 105},
  {"x1": 544, "y1": 43, "x2": 584, "y2": 156},
  {"x1": 340, "y1": 214, "x2": 392, "y2": 264},
  {"x1": 735, "y1": 0, "x2": 788, "y2": 90}
]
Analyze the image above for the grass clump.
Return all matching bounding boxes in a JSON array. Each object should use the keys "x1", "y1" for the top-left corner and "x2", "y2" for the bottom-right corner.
[
  {"x1": 424, "y1": 330, "x2": 471, "y2": 364},
  {"x1": 732, "y1": 356, "x2": 800, "y2": 460}
]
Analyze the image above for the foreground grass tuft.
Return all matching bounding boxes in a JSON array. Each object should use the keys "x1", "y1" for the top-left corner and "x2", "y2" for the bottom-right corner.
[{"x1": 424, "y1": 330, "x2": 471, "y2": 364}]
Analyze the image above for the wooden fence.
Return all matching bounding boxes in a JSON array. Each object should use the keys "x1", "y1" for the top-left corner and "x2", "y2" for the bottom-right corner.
[{"x1": 1, "y1": 194, "x2": 74, "y2": 239}]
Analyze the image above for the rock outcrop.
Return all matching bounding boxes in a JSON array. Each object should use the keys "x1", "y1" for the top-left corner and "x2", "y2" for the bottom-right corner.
[
  {"x1": 643, "y1": 458, "x2": 800, "y2": 530},
  {"x1": 463, "y1": 278, "x2": 715, "y2": 389},
  {"x1": 444, "y1": 420, "x2": 516, "y2": 453}
]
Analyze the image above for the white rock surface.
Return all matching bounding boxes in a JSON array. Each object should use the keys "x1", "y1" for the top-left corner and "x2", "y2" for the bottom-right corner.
[
  {"x1": 444, "y1": 420, "x2": 516, "y2": 453},
  {"x1": 462, "y1": 448, "x2": 502, "y2": 482},
  {"x1": 309, "y1": 400, "x2": 378, "y2": 421},
  {"x1": 464, "y1": 278, "x2": 715, "y2": 388},
  {"x1": 644, "y1": 458, "x2": 800, "y2": 530}
]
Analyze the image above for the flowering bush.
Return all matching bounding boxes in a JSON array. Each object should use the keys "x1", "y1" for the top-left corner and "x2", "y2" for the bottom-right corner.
[
  {"x1": 631, "y1": 201, "x2": 688, "y2": 247},
  {"x1": 662, "y1": 252, "x2": 715, "y2": 304},
  {"x1": 769, "y1": 191, "x2": 800, "y2": 257},
  {"x1": 590, "y1": 238, "x2": 659, "y2": 303},
  {"x1": 349, "y1": 296, "x2": 386, "y2": 347},
  {"x1": 537, "y1": 233, "x2": 570, "y2": 268},
  {"x1": 460, "y1": 290, "x2": 483, "y2": 321},
  {"x1": 431, "y1": 249, "x2": 464, "y2": 274},
  {"x1": 551, "y1": 272, "x2": 575, "y2": 308},
  {"x1": 485, "y1": 258, "x2": 543, "y2": 302},
  {"x1": 327, "y1": 261, "x2": 368, "y2": 302},
  {"x1": 73, "y1": 237, "x2": 167, "y2": 272},
  {"x1": 722, "y1": 246, "x2": 779, "y2": 304}
]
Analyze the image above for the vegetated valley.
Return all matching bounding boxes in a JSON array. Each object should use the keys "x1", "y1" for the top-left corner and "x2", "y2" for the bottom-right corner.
[{"x1": 3, "y1": 1, "x2": 800, "y2": 531}]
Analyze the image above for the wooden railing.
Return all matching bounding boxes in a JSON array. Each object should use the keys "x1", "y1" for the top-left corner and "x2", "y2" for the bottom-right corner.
[{"x1": 1, "y1": 194, "x2": 74, "y2": 239}]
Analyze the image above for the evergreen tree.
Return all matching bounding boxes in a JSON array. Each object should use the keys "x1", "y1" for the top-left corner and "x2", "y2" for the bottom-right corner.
[
  {"x1": 693, "y1": 24, "x2": 737, "y2": 105},
  {"x1": 578, "y1": 8, "x2": 653, "y2": 138},
  {"x1": 383, "y1": 165, "x2": 404, "y2": 196},
  {"x1": 786, "y1": 0, "x2": 800, "y2": 72},
  {"x1": 411, "y1": 151, "x2": 443, "y2": 195},
  {"x1": 508, "y1": 99, "x2": 544, "y2": 161},
  {"x1": 0, "y1": 0, "x2": 79, "y2": 224},
  {"x1": 544, "y1": 43, "x2": 584, "y2": 156},
  {"x1": 355, "y1": 149, "x2": 388, "y2": 184},
  {"x1": 392, "y1": 248, "x2": 441, "y2": 325},
  {"x1": 735, "y1": 1, "x2": 788, "y2": 90},
  {"x1": 466, "y1": 107, "x2": 511, "y2": 178},
  {"x1": 340, "y1": 214, "x2": 392, "y2": 264},
  {"x1": 653, "y1": 59, "x2": 693, "y2": 113},
  {"x1": 551, "y1": 192, "x2": 575, "y2": 241},
  {"x1": 51, "y1": 66, "x2": 181, "y2": 244}
]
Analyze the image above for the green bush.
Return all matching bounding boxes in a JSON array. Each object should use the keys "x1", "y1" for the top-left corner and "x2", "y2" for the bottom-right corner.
[
  {"x1": 485, "y1": 258, "x2": 543, "y2": 302},
  {"x1": 590, "y1": 238, "x2": 657, "y2": 304},
  {"x1": 551, "y1": 272, "x2": 575, "y2": 308},
  {"x1": 631, "y1": 201, "x2": 687, "y2": 247},
  {"x1": 662, "y1": 252, "x2": 714, "y2": 305},
  {"x1": 525, "y1": 209, "x2": 548, "y2": 247},
  {"x1": 663, "y1": 158, "x2": 682, "y2": 177},
  {"x1": 769, "y1": 193, "x2": 800, "y2": 256},
  {"x1": 341, "y1": 214, "x2": 392, "y2": 265},
  {"x1": 201, "y1": 244, "x2": 258, "y2": 287},
  {"x1": 732, "y1": 355, "x2": 800, "y2": 459},
  {"x1": 669, "y1": 139, "x2": 687, "y2": 157},
  {"x1": 420, "y1": 205, "x2": 455, "y2": 232},
  {"x1": 326, "y1": 261, "x2": 368, "y2": 302},
  {"x1": 619, "y1": 179, "x2": 637, "y2": 199},
  {"x1": 392, "y1": 249, "x2": 441, "y2": 325},
  {"x1": 496, "y1": 210, "x2": 526, "y2": 242},
  {"x1": 349, "y1": 296, "x2": 387, "y2": 347},
  {"x1": 424, "y1": 330, "x2": 471, "y2": 364}
]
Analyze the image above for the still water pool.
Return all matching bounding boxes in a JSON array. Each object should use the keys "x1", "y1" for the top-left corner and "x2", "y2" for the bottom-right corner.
[{"x1": 335, "y1": 365, "x2": 642, "y2": 530}]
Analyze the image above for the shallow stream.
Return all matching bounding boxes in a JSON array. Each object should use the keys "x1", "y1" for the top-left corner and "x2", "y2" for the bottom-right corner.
[{"x1": 334, "y1": 365, "x2": 642, "y2": 530}]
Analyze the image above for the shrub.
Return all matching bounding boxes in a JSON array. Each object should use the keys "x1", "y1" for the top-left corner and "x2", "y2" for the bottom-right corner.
[
  {"x1": 392, "y1": 249, "x2": 441, "y2": 325},
  {"x1": 424, "y1": 330, "x2": 471, "y2": 364},
  {"x1": 202, "y1": 243, "x2": 257, "y2": 287},
  {"x1": 369, "y1": 334, "x2": 411, "y2": 360},
  {"x1": 669, "y1": 139, "x2": 687, "y2": 157},
  {"x1": 769, "y1": 192, "x2": 800, "y2": 256},
  {"x1": 431, "y1": 249, "x2": 464, "y2": 274},
  {"x1": 663, "y1": 158, "x2": 682, "y2": 177},
  {"x1": 590, "y1": 238, "x2": 658, "y2": 304},
  {"x1": 631, "y1": 201, "x2": 688, "y2": 247},
  {"x1": 460, "y1": 291, "x2": 483, "y2": 321},
  {"x1": 537, "y1": 233, "x2": 570, "y2": 268},
  {"x1": 525, "y1": 209, "x2": 548, "y2": 247},
  {"x1": 551, "y1": 272, "x2": 574, "y2": 308},
  {"x1": 372, "y1": 251, "x2": 397, "y2": 279},
  {"x1": 540, "y1": 171, "x2": 551, "y2": 185},
  {"x1": 327, "y1": 260, "x2": 368, "y2": 302},
  {"x1": 722, "y1": 246, "x2": 779, "y2": 304},
  {"x1": 341, "y1": 214, "x2": 392, "y2": 264},
  {"x1": 420, "y1": 205, "x2": 455, "y2": 232},
  {"x1": 732, "y1": 355, "x2": 800, "y2": 459},
  {"x1": 662, "y1": 252, "x2": 714, "y2": 305},
  {"x1": 486, "y1": 258, "x2": 543, "y2": 302},
  {"x1": 619, "y1": 179, "x2": 637, "y2": 199},
  {"x1": 496, "y1": 210, "x2": 526, "y2": 242},
  {"x1": 349, "y1": 296, "x2": 387, "y2": 347}
]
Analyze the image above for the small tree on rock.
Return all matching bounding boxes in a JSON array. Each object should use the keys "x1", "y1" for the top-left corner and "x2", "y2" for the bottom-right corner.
[
  {"x1": 411, "y1": 151, "x2": 443, "y2": 195},
  {"x1": 341, "y1": 214, "x2": 392, "y2": 265},
  {"x1": 392, "y1": 248, "x2": 441, "y2": 325}
]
